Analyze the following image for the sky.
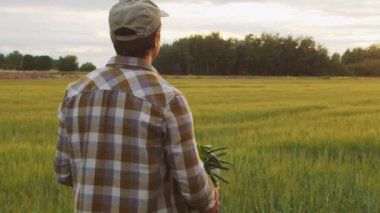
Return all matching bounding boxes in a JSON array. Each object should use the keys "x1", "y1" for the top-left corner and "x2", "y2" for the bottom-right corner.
[{"x1": 0, "y1": 0, "x2": 379, "y2": 67}]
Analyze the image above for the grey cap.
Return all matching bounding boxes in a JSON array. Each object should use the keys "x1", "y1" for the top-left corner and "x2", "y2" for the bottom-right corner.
[{"x1": 109, "y1": 0, "x2": 169, "y2": 41}]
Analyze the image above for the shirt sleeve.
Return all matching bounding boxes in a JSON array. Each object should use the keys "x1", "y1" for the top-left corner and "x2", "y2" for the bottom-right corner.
[
  {"x1": 54, "y1": 98, "x2": 73, "y2": 187},
  {"x1": 163, "y1": 94, "x2": 216, "y2": 210}
]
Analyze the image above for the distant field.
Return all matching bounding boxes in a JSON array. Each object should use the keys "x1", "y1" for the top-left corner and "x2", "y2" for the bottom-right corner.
[{"x1": 0, "y1": 77, "x2": 379, "y2": 212}]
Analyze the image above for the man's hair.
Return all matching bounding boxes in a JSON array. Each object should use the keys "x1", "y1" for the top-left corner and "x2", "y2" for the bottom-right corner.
[{"x1": 112, "y1": 27, "x2": 159, "y2": 57}]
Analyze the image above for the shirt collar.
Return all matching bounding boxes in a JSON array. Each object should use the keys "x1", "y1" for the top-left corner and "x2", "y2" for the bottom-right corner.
[{"x1": 106, "y1": 55, "x2": 158, "y2": 74}]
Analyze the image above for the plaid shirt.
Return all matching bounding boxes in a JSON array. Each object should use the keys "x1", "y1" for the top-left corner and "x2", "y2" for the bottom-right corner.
[{"x1": 54, "y1": 56, "x2": 216, "y2": 212}]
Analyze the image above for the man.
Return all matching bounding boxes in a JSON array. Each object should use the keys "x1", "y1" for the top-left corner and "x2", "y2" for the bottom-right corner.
[{"x1": 54, "y1": 0, "x2": 220, "y2": 212}]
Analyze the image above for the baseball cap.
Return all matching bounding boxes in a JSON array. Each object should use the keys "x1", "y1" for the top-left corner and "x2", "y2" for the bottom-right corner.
[{"x1": 109, "y1": 0, "x2": 169, "y2": 41}]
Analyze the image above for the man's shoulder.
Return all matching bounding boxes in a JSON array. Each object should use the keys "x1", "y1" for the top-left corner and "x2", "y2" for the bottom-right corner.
[
  {"x1": 64, "y1": 66, "x2": 182, "y2": 109},
  {"x1": 131, "y1": 71, "x2": 182, "y2": 108},
  {"x1": 64, "y1": 67, "x2": 109, "y2": 99}
]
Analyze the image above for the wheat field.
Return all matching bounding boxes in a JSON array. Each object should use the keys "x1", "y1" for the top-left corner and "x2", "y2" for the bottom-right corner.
[{"x1": 1, "y1": 77, "x2": 379, "y2": 212}]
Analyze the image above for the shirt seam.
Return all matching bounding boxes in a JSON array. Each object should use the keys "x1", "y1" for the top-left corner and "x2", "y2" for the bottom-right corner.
[{"x1": 64, "y1": 88, "x2": 169, "y2": 111}]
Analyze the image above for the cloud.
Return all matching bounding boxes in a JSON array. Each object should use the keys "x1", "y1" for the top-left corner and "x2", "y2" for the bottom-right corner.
[
  {"x1": 159, "y1": 1, "x2": 380, "y2": 53},
  {"x1": 287, "y1": 0, "x2": 380, "y2": 16},
  {"x1": 158, "y1": 0, "x2": 380, "y2": 17},
  {"x1": 0, "y1": 0, "x2": 114, "y2": 10},
  {"x1": 0, "y1": 5, "x2": 114, "y2": 66},
  {"x1": 2, "y1": 0, "x2": 379, "y2": 17}
]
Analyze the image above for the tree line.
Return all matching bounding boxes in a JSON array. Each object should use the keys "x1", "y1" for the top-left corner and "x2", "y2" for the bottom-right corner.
[
  {"x1": 154, "y1": 32, "x2": 380, "y2": 76},
  {"x1": 0, "y1": 51, "x2": 96, "y2": 72},
  {"x1": 2, "y1": 33, "x2": 379, "y2": 76}
]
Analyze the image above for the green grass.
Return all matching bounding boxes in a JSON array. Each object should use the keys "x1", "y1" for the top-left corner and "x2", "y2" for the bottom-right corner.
[{"x1": 1, "y1": 77, "x2": 380, "y2": 212}]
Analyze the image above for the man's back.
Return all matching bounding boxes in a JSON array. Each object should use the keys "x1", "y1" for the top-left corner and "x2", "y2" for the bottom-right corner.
[{"x1": 54, "y1": 56, "x2": 215, "y2": 212}]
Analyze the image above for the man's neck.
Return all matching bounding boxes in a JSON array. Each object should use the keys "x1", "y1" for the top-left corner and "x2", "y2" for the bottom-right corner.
[
  {"x1": 117, "y1": 51, "x2": 154, "y2": 65},
  {"x1": 140, "y1": 55, "x2": 152, "y2": 65}
]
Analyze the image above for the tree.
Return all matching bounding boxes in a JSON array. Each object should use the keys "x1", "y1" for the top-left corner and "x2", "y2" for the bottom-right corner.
[
  {"x1": 5, "y1": 51, "x2": 23, "y2": 70},
  {"x1": 58, "y1": 55, "x2": 79, "y2": 71},
  {"x1": 154, "y1": 43, "x2": 180, "y2": 74},
  {"x1": 342, "y1": 48, "x2": 365, "y2": 64},
  {"x1": 22, "y1": 55, "x2": 36, "y2": 70},
  {"x1": 52, "y1": 59, "x2": 60, "y2": 70},
  {"x1": 366, "y1": 44, "x2": 380, "y2": 59},
  {"x1": 35, "y1": 56, "x2": 53, "y2": 71},
  {"x1": 342, "y1": 44, "x2": 380, "y2": 76},
  {"x1": 80, "y1": 62, "x2": 96, "y2": 72},
  {"x1": 362, "y1": 59, "x2": 380, "y2": 76},
  {"x1": 329, "y1": 53, "x2": 347, "y2": 76},
  {"x1": 0, "y1": 53, "x2": 4, "y2": 69},
  {"x1": 156, "y1": 33, "x2": 333, "y2": 76}
]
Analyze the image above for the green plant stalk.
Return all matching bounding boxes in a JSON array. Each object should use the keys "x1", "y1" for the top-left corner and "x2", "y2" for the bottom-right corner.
[{"x1": 197, "y1": 144, "x2": 231, "y2": 187}]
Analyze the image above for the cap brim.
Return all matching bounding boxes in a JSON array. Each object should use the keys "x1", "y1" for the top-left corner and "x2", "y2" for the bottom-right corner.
[{"x1": 160, "y1": 9, "x2": 169, "y2": 17}]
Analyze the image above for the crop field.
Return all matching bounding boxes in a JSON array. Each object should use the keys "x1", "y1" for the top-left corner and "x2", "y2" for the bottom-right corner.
[{"x1": 0, "y1": 76, "x2": 380, "y2": 212}]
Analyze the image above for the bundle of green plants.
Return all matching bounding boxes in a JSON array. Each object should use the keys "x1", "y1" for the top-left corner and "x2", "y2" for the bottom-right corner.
[{"x1": 197, "y1": 144, "x2": 231, "y2": 187}]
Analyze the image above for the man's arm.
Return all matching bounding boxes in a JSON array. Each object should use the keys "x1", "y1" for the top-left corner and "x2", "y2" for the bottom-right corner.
[
  {"x1": 54, "y1": 101, "x2": 73, "y2": 187},
  {"x1": 163, "y1": 94, "x2": 218, "y2": 211}
]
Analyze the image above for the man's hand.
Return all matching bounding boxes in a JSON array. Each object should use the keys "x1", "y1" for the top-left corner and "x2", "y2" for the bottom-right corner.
[{"x1": 205, "y1": 188, "x2": 220, "y2": 213}]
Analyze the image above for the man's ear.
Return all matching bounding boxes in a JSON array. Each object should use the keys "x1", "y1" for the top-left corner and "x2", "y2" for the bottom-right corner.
[
  {"x1": 153, "y1": 30, "x2": 161, "y2": 49},
  {"x1": 151, "y1": 30, "x2": 161, "y2": 59}
]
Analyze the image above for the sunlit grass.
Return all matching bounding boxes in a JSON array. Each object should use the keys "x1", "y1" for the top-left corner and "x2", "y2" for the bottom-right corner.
[{"x1": 0, "y1": 77, "x2": 379, "y2": 212}]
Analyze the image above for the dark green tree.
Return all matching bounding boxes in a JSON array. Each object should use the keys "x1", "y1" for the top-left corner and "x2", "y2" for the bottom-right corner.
[
  {"x1": 342, "y1": 44, "x2": 380, "y2": 76},
  {"x1": 22, "y1": 54, "x2": 36, "y2": 70},
  {"x1": 366, "y1": 45, "x2": 380, "y2": 59},
  {"x1": 58, "y1": 55, "x2": 79, "y2": 71},
  {"x1": 52, "y1": 59, "x2": 59, "y2": 70},
  {"x1": 5, "y1": 51, "x2": 23, "y2": 70},
  {"x1": 35, "y1": 56, "x2": 53, "y2": 71},
  {"x1": 342, "y1": 48, "x2": 365, "y2": 64},
  {"x1": 154, "y1": 44, "x2": 180, "y2": 75},
  {"x1": 329, "y1": 53, "x2": 347, "y2": 76},
  {"x1": 0, "y1": 53, "x2": 4, "y2": 69},
  {"x1": 155, "y1": 32, "x2": 378, "y2": 76},
  {"x1": 80, "y1": 62, "x2": 97, "y2": 72}
]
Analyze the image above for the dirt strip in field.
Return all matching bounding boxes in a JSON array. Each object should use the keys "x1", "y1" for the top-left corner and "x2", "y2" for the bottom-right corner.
[{"x1": 0, "y1": 72, "x2": 83, "y2": 79}]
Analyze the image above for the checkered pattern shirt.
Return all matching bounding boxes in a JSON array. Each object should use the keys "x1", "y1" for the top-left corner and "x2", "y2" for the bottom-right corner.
[{"x1": 54, "y1": 56, "x2": 216, "y2": 212}]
